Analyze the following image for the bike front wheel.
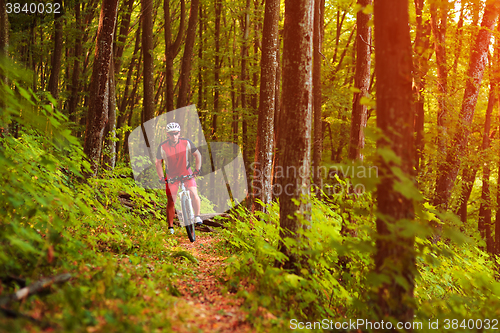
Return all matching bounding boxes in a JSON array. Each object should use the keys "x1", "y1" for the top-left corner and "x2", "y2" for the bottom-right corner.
[{"x1": 181, "y1": 194, "x2": 196, "y2": 242}]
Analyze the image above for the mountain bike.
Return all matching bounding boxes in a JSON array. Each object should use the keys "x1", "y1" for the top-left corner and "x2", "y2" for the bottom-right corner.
[{"x1": 167, "y1": 174, "x2": 196, "y2": 242}]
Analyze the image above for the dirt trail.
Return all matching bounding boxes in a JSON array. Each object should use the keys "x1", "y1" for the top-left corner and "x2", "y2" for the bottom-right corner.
[{"x1": 168, "y1": 233, "x2": 252, "y2": 333}]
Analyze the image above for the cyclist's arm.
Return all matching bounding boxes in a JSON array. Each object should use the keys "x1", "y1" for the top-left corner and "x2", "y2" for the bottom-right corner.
[
  {"x1": 155, "y1": 159, "x2": 164, "y2": 179},
  {"x1": 193, "y1": 150, "x2": 202, "y2": 172}
]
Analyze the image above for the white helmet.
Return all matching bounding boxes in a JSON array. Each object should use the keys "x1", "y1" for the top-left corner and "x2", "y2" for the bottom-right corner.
[{"x1": 166, "y1": 122, "x2": 181, "y2": 132}]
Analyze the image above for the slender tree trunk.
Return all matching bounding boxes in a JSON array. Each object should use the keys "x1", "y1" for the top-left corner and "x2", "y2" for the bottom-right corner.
[
  {"x1": 312, "y1": 0, "x2": 325, "y2": 190},
  {"x1": 103, "y1": 54, "x2": 117, "y2": 170},
  {"x1": 212, "y1": 0, "x2": 222, "y2": 141},
  {"x1": 456, "y1": 165, "x2": 479, "y2": 223},
  {"x1": 197, "y1": 2, "x2": 205, "y2": 111},
  {"x1": 332, "y1": 9, "x2": 347, "y2": 66},
  {"x1": 48, "y1": 0, "x2": 64, "y2": 100},
  {"x1": 0, "y1": 0, "x2": 7, "y2": 131},
  {"x1": 83, "y1": 0, "x2": 119, "y2": 176},
  {"x1": 332, "y1": 27, "x2": 356, "y2": 81},
  {"x1": 277, "y1": 0, "x2": 313, "y2": 272},
  {"x1": 451, "y1": 1, "x2": 465, "y2": 75},
  {"x1": 142, "y1": 0, "x2": 155, "y2": 122},
  {"x1": 433, "y1": 1, "x2": 500, "y2": 213},
  {"x1": 164, "y1": 0, "x2": 185, "y2": 112},
  {"x1": 348, "y1": 0, "x2": 371, "y2": 161},
  {"x1": 430, "y1": 0, "x2": 449, "y2": 158},
  {"x1": 495, "y1": 23, "x2": 500, "y2": 255},
  {"x1": 252, "y1": 0, "x2": 280, "y2": 212},
  {"x1": 478, "y1": 85, "x2": 495, "y2": 253},
  {"x1": 373, "y1": 0, "x2": 415, "y2": 322},
  {"x1": 0, "y1": 0, "x2": 7, "y2": 58},
  {"x1": 68, "y1": 2, "x2": 82, "y2": 124},
  {"x1": 413, "y1": 0, "x2": 431, "y2": 172},
  {"x1": 114, "y1": 0, "x2": 134, "y2": 75},
  {"x1": 177, "y1": 0, "x2": 199, "y2": 108},
  {"x1": 0, "y1": 0, "x2": 9, "y2": 88}
]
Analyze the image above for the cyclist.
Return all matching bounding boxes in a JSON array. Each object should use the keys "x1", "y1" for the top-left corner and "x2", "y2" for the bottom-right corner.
[{"x1": 155, "y1": 122, "x2": 203, "y2": 234}]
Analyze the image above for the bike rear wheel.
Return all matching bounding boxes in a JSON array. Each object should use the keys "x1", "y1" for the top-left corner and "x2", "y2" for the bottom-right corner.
[{"x1": 181, "y1": 194, "x2": 195, "y2": 242}]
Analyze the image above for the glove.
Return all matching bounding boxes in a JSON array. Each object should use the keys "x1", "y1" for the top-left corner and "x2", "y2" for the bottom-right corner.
[{"x1": 193, "y1": 169, "x2": 200, "y2": 176}]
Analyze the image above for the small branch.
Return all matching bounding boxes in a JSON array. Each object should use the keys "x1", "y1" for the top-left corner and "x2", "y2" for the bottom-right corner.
[
  {"x1": 359, "y1": 34, "x2": 374, "y2": 50},
  {"x1": 0, "y1": 273, "x2": 72, "y2": 307},
  {"x1": 318, "y1": 51, "x2": 334, "y2": 70}
]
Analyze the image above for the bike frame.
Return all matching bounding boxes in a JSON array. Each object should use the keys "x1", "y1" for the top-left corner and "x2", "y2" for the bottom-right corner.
[
  {"x1": 166, "y1": 174, "x2": 196, "y2": 242},
  {"x1": 177, "y1": 180, "x2": 194, "y2": 227}
]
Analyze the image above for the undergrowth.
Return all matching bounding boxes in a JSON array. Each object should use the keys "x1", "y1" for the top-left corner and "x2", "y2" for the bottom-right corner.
[
  {"x1": 0, "y1": 61, "x2": 195, "y2": 332},
  {"x1": 219, "y1": 187, "x2": 500, "y2": 331}
]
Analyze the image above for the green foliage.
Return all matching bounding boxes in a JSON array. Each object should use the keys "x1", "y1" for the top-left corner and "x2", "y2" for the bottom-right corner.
[
  {"x1": 0, "y1": 61, "x2": 188, "y2": 331},
  {"x1": 220, "y1": 186, "x2": 500, "y2": 330},
  {"x1": 220, "y1": 194, "x2": 374, "y2": 323}
]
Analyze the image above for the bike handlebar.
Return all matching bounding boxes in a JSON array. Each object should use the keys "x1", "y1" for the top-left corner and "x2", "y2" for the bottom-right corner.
[{"x1": 166, "y1": 174, "x2": 195, "y2": 184}]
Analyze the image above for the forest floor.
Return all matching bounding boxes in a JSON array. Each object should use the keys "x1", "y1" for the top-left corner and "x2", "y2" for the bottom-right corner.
[{"x1": 166, "y1": 230, "x2": 254, "y2": 333}]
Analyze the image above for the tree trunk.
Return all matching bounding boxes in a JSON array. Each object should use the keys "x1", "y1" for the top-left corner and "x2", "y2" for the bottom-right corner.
[
  {"x1": 348, "y1": 0, "x2": 371, "y2": 161},
  {"x1": 455, "y1": 165, "x2": 479, "y2": 223},
  {"x1": 373, "y1": 0, "x2": 415, "y2": 322},
  {"x1": 47, "y1": 0, "x2": 64, "y2": 100},
  {"x1": 164, "y1": 0, "x2": 185, "y2": 112},
  {"x1": 197, "y1": 2, "x2": 205, "y2": 112},
  {"x1": 68, "y1": 1, "x2": 82, "y2": 124},
  {"x1": 430, "y1": 0, "x2": 449, "y2": 158},
  {"x1": 177, "y1": 0, "x2": 199, "y2": 108},
  {"x1": 277, "y1": 0, "x2": 313, "y2": 272},
  {"x1": 451, "y1": 1, "x2": 465, "y2": 75},
  {"x1": 413, "y1": 0, "x2": 431, "y2": 172},
  {"x1": 142, "y1": 0, "x2": 155, "y2": 123},
  {"x1": 103, "y1": 54, "x2": 117, "y2": 170},
  {"x1": 114, "y1": 0, "x2": 134, "y2": 75},
  {"x1": 0, "y1": 0, "x2": 8, "y2": 88},
  {"x1": 478, "y1": 85, "x2": 495, "y2": 253},
  {"x1": 0, "y1": 0, "x2": 7, "y2": 57},
  {"x1": 312, "y1": 0, "x2": 325, "y2": 189},
  {"x1": 433, "y1": 1, "x2": 500, "y2": 212},
  {"x1": 252, "y1": 0, "x2": 280, "y2": 212},
  {"x1": 212, "y1": 0, "x2": 222, "y2": 141},
  {"x1": 83, "y1": 0, "x2": 119, "y2": 176}
]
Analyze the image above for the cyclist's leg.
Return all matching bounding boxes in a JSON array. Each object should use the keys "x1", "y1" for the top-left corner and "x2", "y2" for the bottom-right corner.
[
  {"x1": 166, "y1": 182, "x2": 179, "y2": 227},
  {"x1": 166, "y1": 195, "x2": 176, "y2": 227},
  {"x1": 187, "y1": 186, "x2": 201, "y2": 216}
]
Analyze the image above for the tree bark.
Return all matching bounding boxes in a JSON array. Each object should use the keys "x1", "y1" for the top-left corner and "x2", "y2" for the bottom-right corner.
[
  {"x1": 277, "y1": 0, "x2": 313, "y2": 272},
  {"x1": 348, "y1": 0, "x2": 371, "y2": 161},
  {"x1": 142, "y1": 0, "x2": 155, "y2": 123},
  {"x1": 430, "y1": 0, "x2": 449, "y2": 158},
  {"x1": 164, "y1": 0, "x2": 185, "y2": 112},
  {"x1": 67, "y1": 1, "x2": 82, "y2": 124},
  {"x1": 0, "y1": 0, "x2": 7, "y2": 57},
  {"x1": 433, "y1": 0, "x2": 500, "y2": 212},
  {"x1": 177, "y1": 0, "x2": 199, "y2": 108},
  {"x1": 114, "y1": 0, "x2": 134, "y2": 75},
  {"x1": 83, "y1": 0, "x2": 119, "y2": 176},
  {"x1": 103, "y1": 54, "x2": 117, "y2": 170},
  {"x1": 478, "y1": 84, "x2": 495, "y2": 253},
  {"x1": 0, "y1": 0, "x2": 8, "y2": 88},
  {"x1": 312, "y1": 0, "x2": 325, "y2": 189},
  {"x1": 373, "y1": 0, "x2": 415, "y2": 322},
  {"x1": 252, "y1": 0, "x2": 280, "y2": 212},
  {"x1": 413, "y1": 0, "x2": 431, "y2": 172},
  {"x1": 212, "y1": 0, "x2": 222, "y2": 141},
  {"x1": 47, "y1": 0, "x2": 64, "y2": 100},
  {"x1": 455, "y1": 165, "x2": 479, "y2": 223}
]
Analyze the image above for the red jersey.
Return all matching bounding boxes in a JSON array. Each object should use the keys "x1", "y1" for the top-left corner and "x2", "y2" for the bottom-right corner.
[{"x1": 156, "y1": 138, "x2": 198, "y2": 178}]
